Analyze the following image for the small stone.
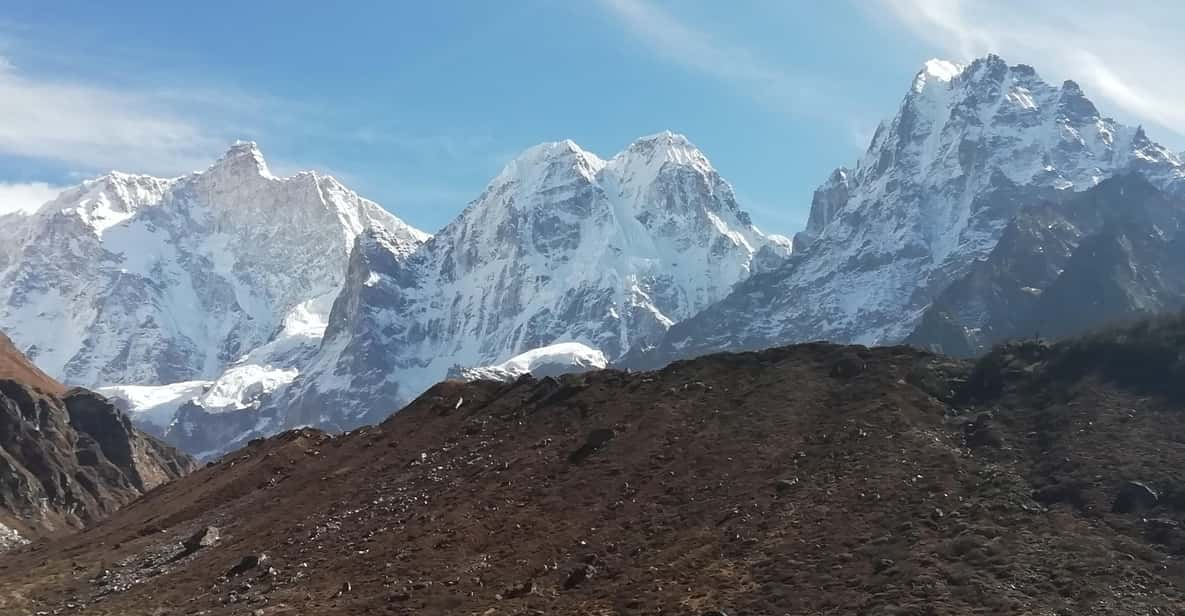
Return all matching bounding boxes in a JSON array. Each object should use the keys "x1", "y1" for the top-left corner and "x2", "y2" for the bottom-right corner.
[
  {"x1": 567, "y1": 429, "x2": 616, "y2": 464},
  {"x1": 183, "y1": 526, "x2": 220, "y2": 553},
  {"x1": 227, "y1": 553, "x2": 270, "y2": 577},
  {"x1": 563, "y1": 563, "x2": 596, "y2": 589},
  {"x1": 500, "y1": 580, "x2": 533, "y2": 599},
  {"x1": 774, "y1": 478, "x2": 799, "y2": 493},
  {"x1": 829, "y1": 355, "x2": 866, "y2": 378},
  {"x1": 1113, "y1": 481, "x2": 1159, "y2": 514}
]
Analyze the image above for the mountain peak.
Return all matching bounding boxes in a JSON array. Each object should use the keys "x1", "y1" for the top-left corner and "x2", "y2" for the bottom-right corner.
[
  {"x1": 912, "y1": 58, "x2": 964, "y2": 93},
  {"x1": 922, "y1": 58, "x2": 964, "y2": 82},
  {"x1": 492, "y1": 139, "x2": 605, "y2": 190},
  {"x1": 628, "y1": 129, "x2": 691, "y2": 147},
  {"x1": 515, "y1": 139, "x2": 601, "y2": 165},
  {"x1": 208, "y1": 140, "x2": 273, "y2": 178},
  {"x1": 609, "y1": 130, "x2": 713, "y2": 182},
  {"x1": 620, "y1": 130, "x2": 702, "y2": 159}
]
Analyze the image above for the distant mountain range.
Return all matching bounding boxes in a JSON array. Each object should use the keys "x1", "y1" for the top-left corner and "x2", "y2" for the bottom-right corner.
[{"x1": 4, "y1": 54, "x2": 1185, "y2": 457}]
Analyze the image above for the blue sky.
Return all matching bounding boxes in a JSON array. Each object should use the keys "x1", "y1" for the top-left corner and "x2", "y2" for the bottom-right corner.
[{"x1": 2, "y1": 1, "x2": 1184, "y2": 234}]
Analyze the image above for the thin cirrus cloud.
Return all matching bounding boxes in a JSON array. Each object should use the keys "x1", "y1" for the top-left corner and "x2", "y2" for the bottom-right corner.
[
  {"x1": 596, "y1": 0, "x2": 834, "y2": 118},
  {"x1": 0, "y1": 49, "x2": 501, "y2": 217},
  {"x1": 0, "y1": 56, "x2": 233, "y2": 177},
  {"x1": 876, "y1": 0, "x2": 1185, "y2": 143}
]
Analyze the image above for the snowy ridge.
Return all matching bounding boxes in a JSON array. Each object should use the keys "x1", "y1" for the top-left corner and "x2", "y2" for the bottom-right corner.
[{"x1": 452, "y1": 342, "x2": 608, "y2": 382}]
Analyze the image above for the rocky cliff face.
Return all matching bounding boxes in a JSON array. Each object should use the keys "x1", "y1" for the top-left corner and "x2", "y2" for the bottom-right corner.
[
  {"x1": 627, "y1": 55, "x2": 1185, "y2": 369},
  {"x1": 0, "y1": 333, "x2": 195, "y2": 550}
]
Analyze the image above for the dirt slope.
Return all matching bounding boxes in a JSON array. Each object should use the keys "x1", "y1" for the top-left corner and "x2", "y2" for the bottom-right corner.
[
  {"x1": 3, "y1": 332, "x2": 1185, "y2": 614},
  {"x1": 0, "y1": 331, "x2": 64, "y2": 396}
]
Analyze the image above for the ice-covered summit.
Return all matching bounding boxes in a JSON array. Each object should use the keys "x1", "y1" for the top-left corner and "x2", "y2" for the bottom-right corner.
[
  {"x1": 492, "y1": 139, "x2": 606, "y2": 191},
  {"x1": 609, "y1": 130, "x2": 715, "y2": 182}
]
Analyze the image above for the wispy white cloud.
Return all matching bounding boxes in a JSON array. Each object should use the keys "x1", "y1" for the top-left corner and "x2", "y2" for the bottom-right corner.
[
  {"x1": 0, "y1": 54, "x2": 233, "y2": 175},
  {"x1": 0, "y1": 181, "x2": 65, "y2": 216},
  {"x1": 597, "y1": 0, "x2": 830, "y2": 115},
  {"x1": 0, "y1": 50, "x2": 499, "y2": 200},
  {"x1": 877, "y1": 0, "x2": 1185, "y2": 141}
]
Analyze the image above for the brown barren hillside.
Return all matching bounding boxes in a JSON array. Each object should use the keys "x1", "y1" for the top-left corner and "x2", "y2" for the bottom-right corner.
[
  {"x1": 4, "y1": 324, "x2": 1185, "y2": 614},
  {"x1": 0, "y1": 331, "x2": 65, "y2": 395}
]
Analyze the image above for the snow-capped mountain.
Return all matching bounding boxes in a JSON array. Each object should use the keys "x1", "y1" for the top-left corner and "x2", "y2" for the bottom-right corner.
[
  {"x1": 628, "y1": 55, "x2": 1185, "y2": 368},
  {"x1": 17, "y1": 53, "x2": 1185, "y2": 459},
  {"x1": 261, "y1": 132, "x2": 778, "y2": 433},
  {"x1": 0, "y1": 143, "x2": 426, "y2": 417}
]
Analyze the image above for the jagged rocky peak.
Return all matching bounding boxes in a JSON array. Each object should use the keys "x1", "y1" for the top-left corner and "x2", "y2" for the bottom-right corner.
[
  {"x1": 634, "y1": 54, "x2": 1185, "y2": 371},
  {"x1": 209, "y1": 140, "x2": 273, "y2": 178},
  {"x1": 804, "y1": 53, "x2": 1184, "y2": 258},
  {"x1": 1057, "y1": 79, "x2": 1100, "y2": 121},
  {"x1": 794, "y1": 167, "x2": 851, "y2": 250}
]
